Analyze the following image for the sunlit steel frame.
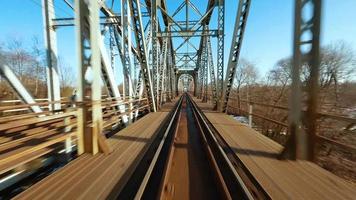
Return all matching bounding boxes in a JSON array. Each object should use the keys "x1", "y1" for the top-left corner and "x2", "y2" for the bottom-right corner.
[
  {"x1": 42, "y1": 0, "x2": 61, "y2": 111},
  {"x1": 282, "y1": 0, "x2": 322, "y2": 161},
  {"x1": 222, "y1": 0, "x2": 251, "y2": 112},
  {"x1": 216, "y1": 0, "x2": 225, "y2": 107},
  {"x1": 129, "y1": 0, "x2": 157, "y2": 111},
  {"x1": 75, "y1": 0, "x2": 104, "y2": 155}
]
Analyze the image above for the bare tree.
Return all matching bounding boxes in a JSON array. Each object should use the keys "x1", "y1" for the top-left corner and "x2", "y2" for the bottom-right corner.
[
  {"x1": 232, "y1": 58, "x2": 258, "y2": 109},
  {"x1": 265, "y1": 58, "x2": 292, "y2": 105},
  {"x1": 6, "y1": 37, "x2": 30, "y2": 80},
  {"x1": 0, "y1": 36, "x2": 51, "y2": 99},
  {"x1": 264, "y1": 41, "x2": 356, "y2": 108},
  {"x1": 317, "y1": 42, "x2": 355, "y2": 106},
  {"x1": 58, "y1": 57, "x2": 75, "y2": 97},
  {"x1": 31, "y1": 36, "x2": 46, "y2": 96}
]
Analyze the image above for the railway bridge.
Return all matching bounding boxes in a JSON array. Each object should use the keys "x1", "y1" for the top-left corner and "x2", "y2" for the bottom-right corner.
[{"x1": 0, "y1": 0, "x2": 355, "y2": 199}]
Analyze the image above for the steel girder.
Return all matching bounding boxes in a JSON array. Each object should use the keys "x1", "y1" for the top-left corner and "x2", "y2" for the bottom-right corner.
[
  {"x1": 75, "y1": 0, "x2": 104, "y2": 155},
  {"x1": 221, "y1": 0, "x2": 251, "y2": 112},
  {"x1": 281, "y1": 0, "x2": 322, "y2": 161},
  {"x1": 167, "y1": 44, "x2": 174, "y2": 100},
  {"x1": 100, "y1": 5, "x2": 140, "y2": 59},
  {"x1": 0, "y1": 65, "x2": 43, "y2": 113},
  {"x1": 207, "y1": 35, "x2": 217, "y2": 105},
  {"x1": 130, "y1": 0, "x2": 157, "y2": 112},
  {"x1": 51, "y1": 2, "x2": 130, "y2": 123},
  {"x1": 157, "y1": 29, "x2": 218, "y2": 38},
  {"x1": 109, "y1": 27, "x2": 116, "y2": 70},
  {"x1": 121, "y1": 0, "x2": 134, "y2": 101},
  {"x1": 147, "y1": 0, "x2": 217, "y2": 99},
  {"x1": 216, "y1": 0, "x2": 225, "y2": 107},
  {"x1": 202, "y1": 30, "x2": 209, "y2": 102},
  {"x1": 158, "y1": 37, "x2": 169, "y2": 107},
  {"x1": 151, "y1": 0, "x2": 159, "y2": 109},
  {"x1": 195, "y1": 43, "x2": 203, "y2": 97},
  {"x1": 100, "y1": 32, "x2": 130, "y2": 124},
  {"x1": 42, "y1": 0, "x2": 61, "y2": 111}
]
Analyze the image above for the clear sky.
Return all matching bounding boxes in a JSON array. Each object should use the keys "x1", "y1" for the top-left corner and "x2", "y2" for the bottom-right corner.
[{"x1": 0, "y1": 0, "x2": 356, "y2": 82}]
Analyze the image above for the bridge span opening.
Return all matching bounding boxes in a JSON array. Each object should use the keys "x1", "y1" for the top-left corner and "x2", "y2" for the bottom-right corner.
[{"x1": 0, "y1": 0, "x2": 355, "y2": 199}]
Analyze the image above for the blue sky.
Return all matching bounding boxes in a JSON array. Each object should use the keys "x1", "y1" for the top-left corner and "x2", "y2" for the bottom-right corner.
[{"x1": 0, "y1": 0, "x2": 356, "y2": 82}]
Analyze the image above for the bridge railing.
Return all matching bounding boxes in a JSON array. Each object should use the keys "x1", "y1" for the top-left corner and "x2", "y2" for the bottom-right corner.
[
  {"x1": 226, "y1": 97, "x2": 356, "y2": 152},
  {"x1": 226, "y1": 96, "x2": 356, "y2": 179},
  {"x1": 0, "y1": 97, "x2": 150, "y2": 175}
]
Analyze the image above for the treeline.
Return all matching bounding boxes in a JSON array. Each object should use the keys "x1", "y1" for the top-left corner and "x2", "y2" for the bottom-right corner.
[
  {"x1": 0, "y1": 36, "x2": 75, "y2": 100},
  {"x1": 227, "y1": 41, "x2": 356, "y2": 182},
  {"x1": 231, "y1": 41, "x2": 356, "y2": 113}
]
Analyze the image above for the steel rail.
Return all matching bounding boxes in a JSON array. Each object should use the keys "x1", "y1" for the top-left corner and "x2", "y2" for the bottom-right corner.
[
  {"x1": 133, "y1": 96, "x2": 183, "y2": 199},
  {"x1": 187, "y1": 94, "x2": 255, "y2": 199},
  {"x1": 187, "y1": 97, "x2": 231, "y2": 199},
  {"x1": 126, "y1": 94, "x2": 254, "y2": 199}
]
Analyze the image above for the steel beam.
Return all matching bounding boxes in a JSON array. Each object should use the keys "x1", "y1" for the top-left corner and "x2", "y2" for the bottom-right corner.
[
  {"x1": 157, "y1": 29, "x2": 218, "y2": 37},
  {"x1": 158, "y1": 37, "x2": 169, "y2": 107},
  {"x1": 75, "y1": 0, "x2": 109, "y2": 155},
  {"x1": 121, "y1": 0, "x2": 134, "y2": 101},
  {"x1": 207, "y1": 35, "x2": 217, "y2": 105},
  {"x1": 151, "y1": 0, "x2": 159, "y2": 109},
  {"x1": 0, "y1": 65, "x2": 42, "y2": 113},
  {"x1": 130, "y1": 0, "x2": 157, "y2": 111},
  {"x1": 281, "y1": 0, "x2": 322, "y2": 161},
  {"x1": 216, "y1": 0, "x2": 225, "y2": 109},
  {"x1": 221, "y1": 0, "x2": 251, "y2": 112},
  {"x1": 99, "y1": 34, "x2": 129, "y2": 124},
  {"x1": 202, "y1": 39, "x2": 209, "y2": 102},
  {"x1": 42, "y1": 0, "x2": 61, "y2": 111}
]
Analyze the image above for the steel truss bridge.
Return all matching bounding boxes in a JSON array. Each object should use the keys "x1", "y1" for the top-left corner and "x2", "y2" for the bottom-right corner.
[{"x1": 0, "y1": 0, "x2": 355, "y2": 199}]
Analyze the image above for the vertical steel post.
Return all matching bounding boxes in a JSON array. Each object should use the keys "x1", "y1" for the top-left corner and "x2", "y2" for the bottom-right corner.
[
  {"x1": 64, "y1": 116, "x2": 72, "y2": 160},
  {"x1": 90, "y1": 0, "x2": 104, "y2": 155},
  {"x1": 75, "y1": 0, "x2": 105, "y2": 155},
  {"x1": 186, "y1": 0, "x2": 189, "y2": 30},
  {"x1": 121, "y1": 0, "x2": 134, "y2": 99},
  {"x1": 207, "y1": 35, "x2": 217, "y2": 105},
  {"x1": 156, "y1": 44, "x2": 161, "y2": 104},
  {"x1": 216, "y1": 0, "x2": 225, "y2": 109},
  {"x1": 151, "y1": 0, "x2": 158, "y2": 108},
  {"x1": 159, "y1": 37, "x2": 168, "y2": 107},
  {"x1": 121, "y1": 0, "x2": 135, "y2": 121},
  {"x1": 202, "y1": 33, "x2": 208, "y2": 102},
  {"x1": 42, "y1": 0, "x2": 61, "y2": 111},
  {"x1": 282, "y1": 0, "x2": 322, "y2": 160},
  {"x1": 248, "y1": 104, "x2": 253, "y2": 127}
]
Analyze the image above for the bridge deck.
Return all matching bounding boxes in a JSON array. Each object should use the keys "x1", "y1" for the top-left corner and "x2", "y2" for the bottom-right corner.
[
  {"x1": 14, "y1": 111, "x2": 169, "y2": 200},
  {"x1": 159, "y1": 97, "x2": 180, "y2": 112},
  {"x1": 204, "y1": 112, "x2": 356, "y2": 199},
  {"x1": 0, "y1": 111, "x2": 76, "y2": 175},
  {"x1": 191, "y1": 96, "x2": 215, "y2": 112}
]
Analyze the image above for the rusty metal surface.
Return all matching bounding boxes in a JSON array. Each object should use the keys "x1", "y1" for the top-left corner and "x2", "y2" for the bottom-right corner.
[
  {"x1": 159, "y1": 96, "x2": 222, "y2": 200},
  {"x1": 202, "y1": 111, "x2": 356, "y2": 199},
  {"x1": 13, "y1": 112, "x2": 169, "y2": 199}
]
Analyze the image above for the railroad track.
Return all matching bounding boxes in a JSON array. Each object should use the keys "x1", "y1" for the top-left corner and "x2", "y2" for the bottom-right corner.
[{"x1": 123, "y1": 93, "x2": 255, "y2": 200}]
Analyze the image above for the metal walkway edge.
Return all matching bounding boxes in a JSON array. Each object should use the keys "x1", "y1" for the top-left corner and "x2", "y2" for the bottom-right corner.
[
  {"x1": 192, "y1": 97, "x2": 356, "y2": 200},
  {"x1": 13, "y1": 107, "x2": 175, "y2": 200}
]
